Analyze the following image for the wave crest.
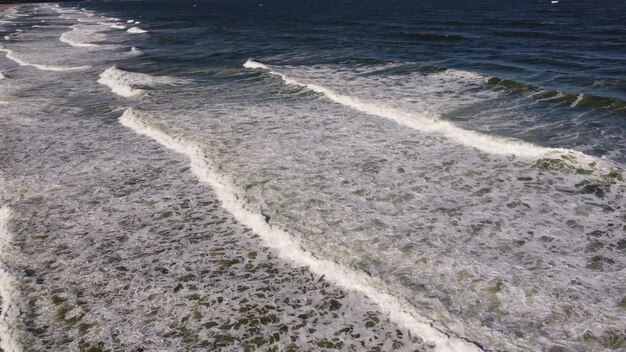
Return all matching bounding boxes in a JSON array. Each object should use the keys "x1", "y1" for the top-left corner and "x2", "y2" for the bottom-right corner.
[
  {"x1": 0, "y1": 46, "x2": 90, "y2": 72},
  {"x1": 98, "y1": 66, "x2": 179, "y2": 98},
  {"x1": 243, "y1": 59, "x2": 580, "y2": 160},
  {"x1": 59, "y1": 26, "x2": 100, "y2": 48},
  {"x1": 127, "y1": 27, "x2": 147, "y2": 34}
]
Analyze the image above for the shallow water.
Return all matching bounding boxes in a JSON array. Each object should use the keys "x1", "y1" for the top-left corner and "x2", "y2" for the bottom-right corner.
[{"x1": 0, "y1": 1, "x2": 624, "y2": 351}]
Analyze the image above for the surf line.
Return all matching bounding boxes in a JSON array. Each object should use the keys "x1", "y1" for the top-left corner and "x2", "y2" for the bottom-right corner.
[
  {"x1": 243, "y1": 59, "x2": 585, "y2": 160},
  {"x1": 59, "y1": 26, "x2": 100, "y2": 48},
  {"x1": 0, "y1": 207, "x2": 22, "y2": 352},
  {"x1": 119, "y1": 107, "x2": 483, "y2": 352},
  {"x1": 0, "y1": 46, "x2": 90, "y2": 72}
]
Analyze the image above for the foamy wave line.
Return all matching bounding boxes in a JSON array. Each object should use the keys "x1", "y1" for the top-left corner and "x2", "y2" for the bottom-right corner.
[
  {"x1": 98, "y1": 66, "x2": 179, "y2": 98},
  {"x1": 127, "y1": 27, "x2": 147, "y2": 34},
  {"x1": 244, "y1": 59, "x2": 579, "y2": 159},
  {"x1": 570, "y1": 93, "x2": 584, "y2": 108},
  {"x1": 0, "y1": 207, "x2": 22, "y2": 352},
  {"x1": 110, "y1": 24, "x2": 126, "y2": 30},
  {"x1": 119, "y1": 107, "x2": 483, "y2": 352},
  {"x1": 0, "y1": 72, "x2": 5, "y2": 80},
  {"x1": 59, "y1": 27, "x2": 99, "y2": 48},
  {"x1": 0, "y1": 47, "x2": 90, "y2": 72}
]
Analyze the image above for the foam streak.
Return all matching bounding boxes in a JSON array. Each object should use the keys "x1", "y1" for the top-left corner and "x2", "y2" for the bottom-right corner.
[
  {"x1": 0, "y1": 207, "x2": 21, "y2": 352},
  {"x1": 244, "y1": 60, "x2": 578, "y2": 159},
  {"x1": 119, "y1": 108, "x2": 483, "y2": 352},
  {"x1": 0, "y1": 47, "x2": 90, "y2": 72}
]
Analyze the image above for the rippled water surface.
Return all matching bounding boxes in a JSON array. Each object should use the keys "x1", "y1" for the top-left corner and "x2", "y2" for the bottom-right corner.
[{"x1": 0, "y1": 1, "x2": 625, "y2": 351}]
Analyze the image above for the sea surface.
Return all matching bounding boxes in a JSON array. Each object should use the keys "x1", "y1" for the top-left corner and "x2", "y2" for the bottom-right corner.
[{"x1": 0, "y1": 0, "x2": 625, "y2": 351}]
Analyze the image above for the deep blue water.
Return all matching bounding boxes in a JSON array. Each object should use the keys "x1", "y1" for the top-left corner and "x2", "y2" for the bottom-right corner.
[{"x1": 81, "y1": 0, "x2": 626, "y2": 161}]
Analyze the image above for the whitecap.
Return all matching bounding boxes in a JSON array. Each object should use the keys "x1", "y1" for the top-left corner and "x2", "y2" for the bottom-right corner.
[
  {"x1": 0, "y1": 46, "x2": 90, "y2": 72},
  {"x1": 98, "y1": 66, "x2": 179, "y2": 98},
  {"x1": 59, "y1": 26, "x2": 100, "y2": 48},
  {"x1": 127, "y1": 27, "x2": 147, "y2": 34},
  {"x1": 570, "y1": 93, "x2": 584, "y2": 107},
  {"x1": 243, "y1": 59, "x2": 584, "y2": 160}
]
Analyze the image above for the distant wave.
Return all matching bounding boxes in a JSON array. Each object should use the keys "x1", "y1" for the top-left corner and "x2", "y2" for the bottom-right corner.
[
  {"x1": 392, "y1": 31, "x2": 466, "y2": 41},
  {"x1": 110, "y1": 24, "x2": 126, "y2": 30},
  {"x1": 119, "y1": 107, "x2": 484, "y2": 352},
  {"x1": 127, "y1": 27, "x2": 147, "y2": 34},
  {"x1": 244, "y1": 59, "x2": 582, "y2": 159},
  {"x1": 98, "y1": 66, "x2": 179, "y2": 98},
  {"x1": 129, "y1": 47, "x2": 142, "y2": 55},
  {"x1": 500, "y1": 30, "x2": 579, "y2": 41},
  {"x1": 486, "y1": 77, "x2": 626, "y2": 112},
  {"x1": 0, "y1": 207, "x2": 22, "y2": 352},
  {"x1": 0, "y1": 46, "x2": 90, "y2": 72}
]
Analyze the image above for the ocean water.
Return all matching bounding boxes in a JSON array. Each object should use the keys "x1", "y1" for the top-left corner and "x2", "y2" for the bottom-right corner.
[{"x1": 0, "y1": 0, "x2": 624, "y2": 351}]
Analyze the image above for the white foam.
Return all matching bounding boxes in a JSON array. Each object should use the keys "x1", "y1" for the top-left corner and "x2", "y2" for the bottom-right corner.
[
  {"x1": 98, "y1": 66, "x2": 178, "y2": 98},
  {"x1": 126, "y1": 20, "x2": 134, "y2": 23},
  {"x1": 0, "y1": 207, "x2": 22, "y2": 352},
  {"x1": 129, "y1": 47, "x2": 142, "y2": 55},
  {"x1": 244, "y1": 60, "x2": 582, "y2": 159},
  {"x1": 98, "y1": 67, "x2": 145, "y2": 97},
  {"x1": 119, "y1": 107, "x2": 484, "y2": 352},
  {"x1": 59, "y1": 26, "x2": 99, "y2": 48},
  {"x1": 0, "y1": 72, "x2": 5, "y2": 80},
  {"x1": 127, "y1": 27, "x2": 147, "y2": 34},
  {"x1": 571, "y1": 93, "x2": 584, "y2": 107},
  {"x1": 110, "y1": 24, "x2": 126, "y2": 30},
  {"x1": 0, "y1": 46, "x2": 90, "y2": 72}
]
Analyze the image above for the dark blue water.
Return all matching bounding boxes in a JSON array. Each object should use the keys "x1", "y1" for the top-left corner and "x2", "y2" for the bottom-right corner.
[
  {"x1": 1, "y1": 1, "x2": 625, "y2": 351},
  {"x1": 81, "y1": 0, "x2": 626, "y2": 161}
]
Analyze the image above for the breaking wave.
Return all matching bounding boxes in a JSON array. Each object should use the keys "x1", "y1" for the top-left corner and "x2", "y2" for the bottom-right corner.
[
  {"x1": 59, "y1": 26, "x2": 99, "y2": 48},
  {"x1": 119, "y1": 107, "x2": 484, "y2": 352},
  {"x1": 0, "y1": 46, "x2": 90, "y2": 72},
  {"x1": 244, "y1": 59, "x2": 583, "y2": 160},
  {"x1": 98, "y1": 66, "x2": 179, "y2": 98},
  {"x1": 127, "y1": 27, "x2": 147, "y2": 34}
]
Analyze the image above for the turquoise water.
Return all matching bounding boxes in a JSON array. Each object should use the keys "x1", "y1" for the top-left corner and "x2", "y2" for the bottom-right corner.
[{"x1": 0, "y1": 1, "x2": 624, "y2": 351}]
